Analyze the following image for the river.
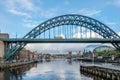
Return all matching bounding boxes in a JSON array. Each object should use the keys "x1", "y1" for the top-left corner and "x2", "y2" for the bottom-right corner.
[{"x1": 1, "y1": 59, "x2": 119, "y2": 80}]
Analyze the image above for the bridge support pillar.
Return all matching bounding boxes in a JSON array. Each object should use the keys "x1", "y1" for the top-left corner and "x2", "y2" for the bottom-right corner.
[{"x1": 0, "y1": 33, "x2": 9, "y2": 62}]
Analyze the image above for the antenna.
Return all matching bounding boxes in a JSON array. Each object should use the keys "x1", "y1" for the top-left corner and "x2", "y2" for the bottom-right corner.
[{"x1": 16, "y1": 32, "x2": 17, "y2": 38}]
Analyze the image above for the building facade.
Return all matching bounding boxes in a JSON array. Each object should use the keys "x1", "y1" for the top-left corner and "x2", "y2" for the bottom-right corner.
[
  {"x1": 14, "y1": 48, "x2": 39, "y2": 62},
  {"x1": 0, "y1": 33, "x2": 9, "y2": 62}
]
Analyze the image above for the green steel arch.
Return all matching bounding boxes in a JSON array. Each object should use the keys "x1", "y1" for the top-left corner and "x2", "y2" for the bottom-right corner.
[
  {"x1": 24, "y1": 14, "x2": 119, "y2": 38},
  {"x1": 4, "y1": 14, "x2": 120, "y2": 61}
]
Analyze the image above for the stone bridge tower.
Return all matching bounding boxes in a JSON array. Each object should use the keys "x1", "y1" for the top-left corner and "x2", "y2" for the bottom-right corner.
[{"x1": 0, "y1": 33, "x2": 9, "y2": 61}]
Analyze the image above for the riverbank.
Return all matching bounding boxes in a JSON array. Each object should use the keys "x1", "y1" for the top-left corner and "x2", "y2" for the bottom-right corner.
[
  {"x1": 0, "y1": 60, "x2": 37, "y2": 70},
  {"x1": 75, "y1": 58, "x2": 120, "y2": 63},
  {"x1": 80, "y1": 65, "x2": 120, "y2": 80}
]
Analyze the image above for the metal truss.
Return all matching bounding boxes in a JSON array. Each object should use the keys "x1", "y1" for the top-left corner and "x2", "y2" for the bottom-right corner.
[{"x1": 4, "y1": 14, "x2": 120, "y2": 61}]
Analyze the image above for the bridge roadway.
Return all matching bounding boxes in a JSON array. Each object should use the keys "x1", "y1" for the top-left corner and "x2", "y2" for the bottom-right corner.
[{"x1": 2, "y1": 38, "x2": 120, "y2": 43}]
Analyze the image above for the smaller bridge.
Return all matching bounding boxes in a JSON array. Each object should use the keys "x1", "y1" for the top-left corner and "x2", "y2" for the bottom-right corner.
[{"x1": 2, "y1": 38, "x2": 120, "y2": 43}]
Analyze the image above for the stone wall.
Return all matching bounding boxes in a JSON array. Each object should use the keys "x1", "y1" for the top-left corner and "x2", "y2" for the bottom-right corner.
[
  {"x1": 0, "y1": 33, "x2": 9, "y2": 39},
  {"x1": 0, "y1": 40, "x2": 5, "y2": 58}
]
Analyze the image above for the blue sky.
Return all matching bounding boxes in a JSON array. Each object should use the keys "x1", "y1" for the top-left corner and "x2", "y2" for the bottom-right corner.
[
  {"x1": 0, "y1": 0, "x2": 120, "y2": 38},
  {"x1": 0, "y1": 0, "x2": 120, "y2": 53}
]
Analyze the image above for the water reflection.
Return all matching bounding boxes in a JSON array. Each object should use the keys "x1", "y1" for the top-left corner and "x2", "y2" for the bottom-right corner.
[
  {"x1": 23, "y1": 59, "x2": 92, "y2": 80},
  {"x1": 67, "y1": 59, "x2": 72, "y2": 65},
  {"x1": 0, "y1": 60, "x2": 95, "y2": 80},
  {"x1": 0, "y1": 63, "x2": 37, "y2": 80}
]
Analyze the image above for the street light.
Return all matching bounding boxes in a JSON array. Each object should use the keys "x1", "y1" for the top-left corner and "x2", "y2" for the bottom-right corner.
[{"x1": 92, "y1": 52, "x2": 94, "y2": 66}]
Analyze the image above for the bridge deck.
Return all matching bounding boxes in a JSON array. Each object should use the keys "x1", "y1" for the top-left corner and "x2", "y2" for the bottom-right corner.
[{"x1": 2, "y1": 38, "x2": 120, "y2": 43}]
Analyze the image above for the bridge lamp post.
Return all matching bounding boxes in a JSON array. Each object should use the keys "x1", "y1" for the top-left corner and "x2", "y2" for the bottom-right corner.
[{"x1": 92, "y1": 52, "x2": 94, "y2": 66}]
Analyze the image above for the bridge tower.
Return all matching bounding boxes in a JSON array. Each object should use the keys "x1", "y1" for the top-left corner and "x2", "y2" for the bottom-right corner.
[{"x1": 0, "y1": 33, "x2": 9, "y2": 61}]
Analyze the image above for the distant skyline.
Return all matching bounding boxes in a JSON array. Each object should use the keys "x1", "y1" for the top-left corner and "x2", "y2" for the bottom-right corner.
[{"x1": 0, "y1": 0, "x2": 119, "y2": 53}]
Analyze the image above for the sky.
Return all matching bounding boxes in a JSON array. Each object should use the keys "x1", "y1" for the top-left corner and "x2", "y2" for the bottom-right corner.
[{"x1": 0, "y1": 0, "x2": 120, "y2": 53}]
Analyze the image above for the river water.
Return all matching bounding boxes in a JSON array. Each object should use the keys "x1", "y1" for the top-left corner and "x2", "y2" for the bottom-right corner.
[{"x1": 1, "y1": 59, "x2": 119, "y2": 80}]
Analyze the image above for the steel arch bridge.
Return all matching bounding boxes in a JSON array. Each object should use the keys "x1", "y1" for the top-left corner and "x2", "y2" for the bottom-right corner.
[{"x1": 3, "y1": 14, "x2": 120, "y2": 61}]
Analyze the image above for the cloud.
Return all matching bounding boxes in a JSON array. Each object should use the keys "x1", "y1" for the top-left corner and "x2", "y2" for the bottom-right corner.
[
  {"x1": 55, "y1": 34, "x2": 65, "y2": 39},
  {"x1": 64, "y1": 1, "x2": 70, "y2": 5},
  {"x1": 22, "y1": 7, "x2": 58, "y2": 28},
  {"x1": 107, "y1": 0, "x2": 120, "y2": 8},
  {"x1": 8, "y1": 9, "x2": 31, "y2": 17},
  {"x1": 69, "y1": 9, "x2": 101, "y2": 17},
  {"x1": 23, "y1": 19, "x2": 39, "y2": 28},
  {"x1": 6, "y1": 0, "x2": 36, "y2": 11},
  {"x1": 113, "y1": 0, "x2": 120, "y2": 7},
  {"x1": 73, "y1": 32, "x2": 102, "y2": 39},
  {"x1": 78, "y1": 9, "x2": 101, "y2": 17},
  {"x1": 39, "y1": 8, "x2": 58, "y2": 18},
  {"x1": 105, "y1": 21, "x2": 116, "y2": 25},
  {"x1": 73, "y1": 27, "x2": 102, "y2": 38},
  {"x1": 5, "y1": 0, "x2": 36, "y2": 18},
  {"x1": 4, "y1": 0, "x2": 58, "y2": 28},
  {"x1": 23, "y1": 23, "x2": 38, "y2": 28},
  {"x1": 15, "y1": 0, "x2": 35, "y2": 11},
  {"x1": 101, "y1": 20, "x2": 119, "y2": 32},
  {"x1": 25, "y1": 43, "x2": 89, "y2": 54}
]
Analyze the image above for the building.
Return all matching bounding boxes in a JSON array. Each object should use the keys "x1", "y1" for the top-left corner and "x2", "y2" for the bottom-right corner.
[
  {"x1": 67, "y1": 51, "x2": 72, "y2": 59},
  {"x1": 83, "y1": 45, "x2": 113, "y2": 58},
  {"x1": 14, "y1": 48, "x2": 39, "y2": 62},
  {"x1": 0, "y1": 33, "x2": 9, "y2": 62},
  {"x1": 93, "y1": 45, "x2": 112, "y2": 53}
]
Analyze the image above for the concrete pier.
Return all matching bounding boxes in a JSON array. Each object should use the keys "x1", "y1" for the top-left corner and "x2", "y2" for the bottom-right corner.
[{"x1": 80, "y1": 65, "x2": 120, "y2": 80}]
